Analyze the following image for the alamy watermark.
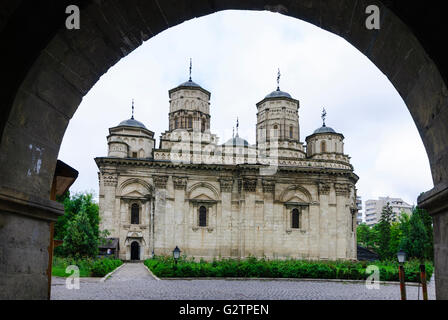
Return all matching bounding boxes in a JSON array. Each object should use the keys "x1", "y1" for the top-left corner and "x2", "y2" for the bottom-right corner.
[
  {"x1": 366, "y1": 5, "x2": 381, "y2": 30},
  {"x1": 65, "y1": 265, "x2": 80, "y2": 290},
  {"x1": 365, "y1": 265, "x2": 380, "y2": 290},
  {"x1": 65, "y1": 4, "x2": 381, "y2": 31},
  {"x1": 66, "y1": 5, "x2": 80, "y2": 30}
]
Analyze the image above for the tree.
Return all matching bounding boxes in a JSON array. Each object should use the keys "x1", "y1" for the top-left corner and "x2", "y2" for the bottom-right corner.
[
  {"x1": 54, "y1": 192, "x2": 100, "y2": 257},
  {"x1": 419, "y1": 208, "x2": 434, "y2": 261},
  {"x1": 63, "y1": 209, "x2": 98, "y2": 258},
  {"x1": 357, "y1": 223, "x2": 377, "y2": 249},
  {"x1": 404, "y1": 208, "x2": 430, "y2": 261},
  {"x1": 377, "y1": 202, "x2": 394, "y2": 260}
]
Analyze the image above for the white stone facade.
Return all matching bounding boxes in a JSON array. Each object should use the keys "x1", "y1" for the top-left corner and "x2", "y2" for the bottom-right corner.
[{"x1": 96, "y1": 78, "x2": 359, "y2": 261}]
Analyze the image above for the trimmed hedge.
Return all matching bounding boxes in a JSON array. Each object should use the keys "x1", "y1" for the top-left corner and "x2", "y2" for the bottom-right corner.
[
  {"x1": 144, "y1": 256, "x2": 433, "y2": 283},
  {"x1": 52, "y1": 256, "x2": 122, "y2": 277},
  {"x1": 91, "y1": 258, "x2": 123, "y2": 277}
]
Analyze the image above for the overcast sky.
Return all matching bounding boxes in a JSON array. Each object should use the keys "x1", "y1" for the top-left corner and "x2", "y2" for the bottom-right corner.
[{"x1": 58, "y1": 10, "x2": 434, "y2": 214}]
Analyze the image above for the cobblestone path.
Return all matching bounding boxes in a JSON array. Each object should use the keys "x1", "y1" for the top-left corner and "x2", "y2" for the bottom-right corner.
[{"x1": 51, "y1": 264, "x2": 436, "y2": 300}]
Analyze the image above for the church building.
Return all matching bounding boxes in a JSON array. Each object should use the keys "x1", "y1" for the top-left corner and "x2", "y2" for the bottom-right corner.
[{"x1": 95, "y1": 68, "x2": 359, "y2": 261}]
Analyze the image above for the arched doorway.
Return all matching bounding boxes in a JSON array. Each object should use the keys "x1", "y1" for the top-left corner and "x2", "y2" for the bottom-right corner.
[
  {"x1": 1, "y1": 1, "x2": 447, "y2": 300},
  {"x1": 131, "y1": 241, "x2": 140, "y2": 261}
]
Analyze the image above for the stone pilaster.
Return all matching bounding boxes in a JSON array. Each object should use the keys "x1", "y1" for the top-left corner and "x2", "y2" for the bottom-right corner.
[
  {"x1": 173, "y1": 176, "x2": 188, "y2": 190},
  {"x1": 153, "y1": 175, "x2": 168, "y2": 189},
  {"x1": 243, "y1": 178, "x2": 257, "y2": 193},
  {"x1": 262, "y1": 179, "x2": 275, "y2": 194},
  {"x1": 219, "y1": 178, "x2": 233, "y2": 193}
]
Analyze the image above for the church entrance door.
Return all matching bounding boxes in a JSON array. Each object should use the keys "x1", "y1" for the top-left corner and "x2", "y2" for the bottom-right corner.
[{"x1": 131, "y1": 241, "x2": 140, "y2": 261}]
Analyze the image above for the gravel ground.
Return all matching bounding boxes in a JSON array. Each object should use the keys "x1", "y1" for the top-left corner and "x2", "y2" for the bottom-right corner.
[{"x1": 51, "y1": 262, "x2": 436, "y2": 300}]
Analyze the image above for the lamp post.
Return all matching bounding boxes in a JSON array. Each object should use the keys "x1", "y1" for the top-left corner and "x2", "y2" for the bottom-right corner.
[
  {"x1": 420, "y1": 262, "x2": 428, "y2": 300},
  {"x1": 173, "y1": 246, "x2": 181, "y2": 268},
  {"x1": 397, "y1": 249, "x2": 407, "y2": 300}
]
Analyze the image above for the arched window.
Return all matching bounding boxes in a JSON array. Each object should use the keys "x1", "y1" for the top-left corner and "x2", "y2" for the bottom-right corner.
[
  {"x1": 201, "y1": 119, "x2": 206, "y2": 132},
  {"x1": 188, "y1": 116, "x2": 193, "y2": 128},
  {"x1": 321, "y1": 141, "x2": 326, "y2": 153},
  {"x1": 292, "y1": 208, "x2": 300, "y2": 229},
  {"x1": 131, "y1": 203, "x2": 139, "y2": 224},
  {"x1": 175, "y1": 118, "x2": 178, "y2": 129},
  {"x1": 289, "y1": 126, "x2": 293, "y2": 139},
  {"x1": 199, "y1": 206, "x2": 207, "y2": 227},
  {"x1": 273, "y1": 125, "x2": 279, "y2": 137}
]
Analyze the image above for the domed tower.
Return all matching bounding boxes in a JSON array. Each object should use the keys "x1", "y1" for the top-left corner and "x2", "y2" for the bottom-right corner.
[
  {"x1": 167, "y1": 60, "x2": 211, "y2": 133},
  {"x1": 256, "y1": 70, "x2": 305, "y2": 160},
  {"x1": 158, "y1": 60, "x2": 219, "y2": 154},
  {"x1": 306, "y1": 108, "x2": 346, "y2": 160},
  {"x1": 256, "y1": 70, "x2": 301, "y2": 145},
  {"x1": 107, "y1": 100, "x2": 155, "y2": 159}
]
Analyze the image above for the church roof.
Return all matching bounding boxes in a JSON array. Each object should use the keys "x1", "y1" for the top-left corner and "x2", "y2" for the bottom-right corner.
[
  {"x1": 223, "y1": 135, "x2": 250, "y2": 147},
  {"x1": 313, "y1": 125, "x2": 337, "y2": 134},
  {"x1": 177, "y1": 79, "x2": 202, "y2": 88},
  {"x1": 265, "y1": 89, "x2": 292, "y2": 99},
  {"x1": 118, "y1": 118, "x2": 148, "y2": 129}
]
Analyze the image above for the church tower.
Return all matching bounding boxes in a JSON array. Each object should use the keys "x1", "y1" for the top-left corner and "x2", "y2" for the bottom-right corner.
[
  {"x1": 167, "y1": 59, "x2": 211, "y2": 133},
  {"x1": 256, "y1": 70, "x2": 305, "y2": 159},
  {"x1": 256, "y1": 70, "x2": 301, "y2": 144},
  {"x1": 157, "y1": 60, "x2": 218, "y2": 156}
]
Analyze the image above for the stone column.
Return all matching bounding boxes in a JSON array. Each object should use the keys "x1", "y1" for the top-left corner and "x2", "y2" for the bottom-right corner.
[
  {"x1": 99, "y1": 171, "x2": 118, "y2": 234},
  {"x1": 318, "y1": 183, "x2": 330, "y2": 259},
  {"x1": 153, "y1": 175, "x2": 168, "y2": 255},
  {"x1": 335, "y1": 183, "x2": 350, "y2": 260},
  {"x1": 0, "y1": 188, "x2": 64, "y2": 300},
  {"x1": 219, "y1": 178, "x2": 233, "y2": 258},
  {"x1": 418, "y1": 184, "x2": 448, "y2": 300},
  {"x1": 262, "y1": 178, "x2": 275, "y2": 259},
  {"x1": 173, "y1": 176, "x2": 187, "y2": 254},
  {"x1": 243, "y1": 178, "x2": 257, "y2": 257}
]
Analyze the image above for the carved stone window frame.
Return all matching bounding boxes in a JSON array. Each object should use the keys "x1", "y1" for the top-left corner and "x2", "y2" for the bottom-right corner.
[
  {"x1": 284, "y1": 202, "x2": 308, "y2": 234},
  {"x1": 190, "y1": 199, "x2": 216, "y2": 232},
  {"x1": 130, "y1": 202, "x2": 140, "y2": 225}
]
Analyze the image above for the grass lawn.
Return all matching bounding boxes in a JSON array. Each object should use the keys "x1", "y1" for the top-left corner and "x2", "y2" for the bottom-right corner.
[{"x1": 52, "y1": 256, "x2": 123, "y2": 277}]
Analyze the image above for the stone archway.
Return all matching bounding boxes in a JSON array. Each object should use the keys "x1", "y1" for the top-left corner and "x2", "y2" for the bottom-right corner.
[{"x1": 0, "y1": 1, "x2": 447, "y2": 299}]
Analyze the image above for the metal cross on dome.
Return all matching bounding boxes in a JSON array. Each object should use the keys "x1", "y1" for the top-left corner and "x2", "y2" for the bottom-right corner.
[
  {"x1": 277, "y1": 68, "x2": 281, "y2": 91},
  {"x1": 322, "y1": 108, "x2": 327, "y2": 127},
  {"x1": 131, "y1": 99, "x2": 135, "y2": 120},
  {"x1": 189, "y1": 58, "x2": 192, "y2": 81}
]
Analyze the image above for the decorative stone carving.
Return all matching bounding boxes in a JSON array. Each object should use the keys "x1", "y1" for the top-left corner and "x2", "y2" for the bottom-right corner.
[
  {"x1": 103, "y1": 172, "x2": 118, "y2": 187},
  {"x1": 262, "y1": 179, "x2": 275, "y2": 193},
  {"x1": 243, "y1": 179, "x2": 257, "y2": 192},
  {"x1": 153, "y1": 175, "x2": 169, "y2": 189},
  {"x1": 173, "y1": 176, "x2": 188, "y2": 190},
  {"x1": 335, "y1": 183, "x2": 350, "y2": 196},
  {"x1": 318, "y1": 183, "x2": 331, "y2": 195},
  {"x1": 219, "y1": 178, "x2": 233, "y2": 192}
]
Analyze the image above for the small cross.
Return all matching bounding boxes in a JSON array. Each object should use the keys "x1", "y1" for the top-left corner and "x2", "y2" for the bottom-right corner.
[
  {"x1": 189, "y1": 58, "x2": 192, "y2": 81},
  {"x1": 322, "y1": 108, "x2": 327, "y2": 127},
  {"x1": 131, "y1": 99, "x2": 135, "y2": 120},
  {"x1": 277, "y1": 68, "x2": 281, "y2": 90}
]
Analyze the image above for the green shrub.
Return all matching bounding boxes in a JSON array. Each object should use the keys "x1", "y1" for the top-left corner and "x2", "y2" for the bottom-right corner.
[
  {"x1": 91, "y1": 258, "x2": 123, "y2": 277},
  {"x1": 144, "y1": 256, "x2": 433, "y2": 283}
]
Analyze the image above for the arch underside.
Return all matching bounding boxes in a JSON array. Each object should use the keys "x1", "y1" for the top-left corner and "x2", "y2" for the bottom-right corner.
[{"x1": 0, "y1": 0, "x2": 447, "y2": 300}]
